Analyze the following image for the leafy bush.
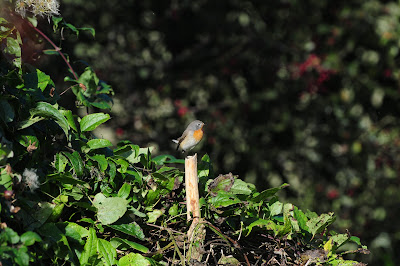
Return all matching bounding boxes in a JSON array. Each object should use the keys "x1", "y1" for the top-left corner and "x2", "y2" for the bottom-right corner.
[{"x1": 0, "y1": 2, "x2": 368, "y2": 265}]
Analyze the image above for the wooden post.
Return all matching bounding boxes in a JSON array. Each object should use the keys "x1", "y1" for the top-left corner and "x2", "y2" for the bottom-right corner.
[
  {"x1": 185, "y1": 153, "x2": 205, "y2": 262},
  {"x1": 185, "y1": 153, "x2": 200, "y2": 226}
]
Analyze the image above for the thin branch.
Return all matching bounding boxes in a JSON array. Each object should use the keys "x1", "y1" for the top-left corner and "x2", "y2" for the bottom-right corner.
[{"x1": 28, "y1": 22, "x2": 79, "y2": 81}]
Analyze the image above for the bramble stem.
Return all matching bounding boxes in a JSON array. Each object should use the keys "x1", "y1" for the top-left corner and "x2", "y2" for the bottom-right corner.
[{"x1": 28, "y1": 22, "x2": 79, "y2": 81}]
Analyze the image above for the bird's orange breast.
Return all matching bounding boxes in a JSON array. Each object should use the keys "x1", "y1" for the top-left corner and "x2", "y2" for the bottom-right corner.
[{"x1": 193, "y1": 128, "x2": 203, "y2": 141}]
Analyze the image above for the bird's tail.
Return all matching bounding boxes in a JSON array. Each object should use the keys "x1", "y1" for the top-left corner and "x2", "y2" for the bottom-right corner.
[{"x1": 172, "y1": 139, "x2": 180, "y2": 151}]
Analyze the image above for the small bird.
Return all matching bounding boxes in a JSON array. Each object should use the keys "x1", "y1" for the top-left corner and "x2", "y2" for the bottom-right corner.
[{"x1": 172, "y1": 120, "x2": 205, "y2": 153}]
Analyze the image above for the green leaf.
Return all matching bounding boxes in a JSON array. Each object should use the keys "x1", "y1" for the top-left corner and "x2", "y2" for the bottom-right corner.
[
  {"x1": 20, "y1": 231, "x2": 42, "y2": 246},
  {"x1": 64, "y1": 222, "x2": 89, "y2": 244},
  {"x1": 78, "y1": 67, "x2": 99, "y2": 95},
  {"x1": 47, "y1": 172, "x2": 89, "y2": 187},
  {"x1": 147, "y1": 209, "x2": 164, "y2": 223},
  {"x1": 79, "y1": 27, "x2": 96, "y2": 37},
  {"x1": 269, "y1": 201, "x2": 283, "y2": 216},
  {"x1": 80, "y1": 113, "x2": 110, "y2": 132},
  {"x1": 54, "y1": 152, "x2": 69, "y2": 172},
  {"x1": 80, "y1": 227, "x2": 98, "y2": 265},
  {"x1": 108, "y1": 222, "x2": 145, "y2": 240},
  {"x1": 89, "y1": 154, "x2": 108, "y2": 172},
  {"x1": 0, "y1": 99, "x2": 14, "y2": 123},
  {"x1": 87, "y1": 139, "x2": 113, "y2": 150},
  {"x1": 0, "y1": 168, "x2": 13, "y2": 190},
  {"x1": 30, "y1": 102, "x2": 69, "y2": 135},
  {"x1": 60, "y1": 110, "x2": 78, "y2": 131},
  {"x1": 152, "y1": 154, "x2": 184, "y2": 165},
  {"x1": 230, "y1": 179, "x2": 253, "y2": 195},
  {"x1": 110, "y1": 237, "x2": 149, "y2": 253},
  {"x1": 330, "y1": 234, "x2": 350, "y2": 249},
  {"x1": 293, "y1": 207, "x2": 309, "y2": 231},
  {"x1": 24, "y1": 69, "x2": 54, "y2": 92},
  {"x1": 349, "y1": 236, "x2": 362, "y2": 246},
  {"x1": 15, "y1": 246, "x2": 29, "y2": 265},
  {"x1": 93, "y1": 193, "x2": 128, "y2": 225},
  {"x1": 118, "y1": 183, "x2": 131, "y2": 199},
  {"x1": 119, "y1": 253, "x2": 150, "y2": 266},
  {"x1": 306, "y1": 212, "x2": 336, "y2": 237},
  {"x1": 246, "y1": 219, "x2": 277, "y2": 236},
  {"x1": 1, "y1": 227, "x2": 20, "y2": 244},
  {"x1": 210, "y1": 191, "x2": 241, "y2": 208},
  {"x1": 251, "y1": 183, "x2": 289, "y2": 202},
  {"x1": 97, "y1": 239, "x2": 117, "y2": 266},
  {"x1": 63, "y1": 151, "x2": 84, "y2": 177}
]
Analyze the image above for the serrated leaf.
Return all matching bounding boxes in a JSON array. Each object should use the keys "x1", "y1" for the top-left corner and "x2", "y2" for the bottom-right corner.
[
  {"x1": 330, "y1": 234, "x2": 350, "y2": 249},
  {"x1": 246, "y1": 219, "x2": 277, "y2": 236},
  {"x1": 110, "y1": 237, "x2": 149, "y2": 253},
  {"x1": 210, "y1": 191, "x2": 241, "y2": 208},
  {"x1": 93, "y1": 193, "x2": 128, "y2": 225},
  {"x1": 80, "y1": 113, "x2": 110, "y2": 132},
  {"x1": 97, "y1": 239, "x2": 117, "y2": 266},
  {"x1": 30, "y1": 102, "x2": 69, "y2": 135},
  {"x1": 108, "y1": 222, "x2": 145, "y2": 240},
  {"x1": 306, "y1": 212, "x2": 336, "y2": 237},
  {"x1": 230, "y1": 179, "x2": 253, "y2": 195},
  {"x1": 87, "y1": 139, "x2": 113, "y2": 150},
  {"x1": 80, "y1": 227, "x2": 98, "y2": 265},
  {"x1": 63, "y1": 151, "x2": 84, "y2": 177}
]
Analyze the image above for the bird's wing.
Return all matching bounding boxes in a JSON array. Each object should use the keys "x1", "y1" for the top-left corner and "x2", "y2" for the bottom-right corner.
[{"x1": 173, "y1": 130, "x2": 188, "y2": 150}]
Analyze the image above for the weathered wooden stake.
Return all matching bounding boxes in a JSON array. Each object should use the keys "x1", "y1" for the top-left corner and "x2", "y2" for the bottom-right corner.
[
  {"x1": 185, "y1": 153, "x2": 200, "y2": 228},
  {"x1": 185, "y1": 153, "x2": 205, "y2": 262}
]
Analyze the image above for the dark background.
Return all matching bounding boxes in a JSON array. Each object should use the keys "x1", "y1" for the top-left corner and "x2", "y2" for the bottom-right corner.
[{"x1": 32, "y1": 0, "x2": 400, "y2": 264}]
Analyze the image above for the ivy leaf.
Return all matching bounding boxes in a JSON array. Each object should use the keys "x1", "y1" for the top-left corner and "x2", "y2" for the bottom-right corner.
[{"x1": 80, "y1": 113, "x2": 110, "y2": 132}]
